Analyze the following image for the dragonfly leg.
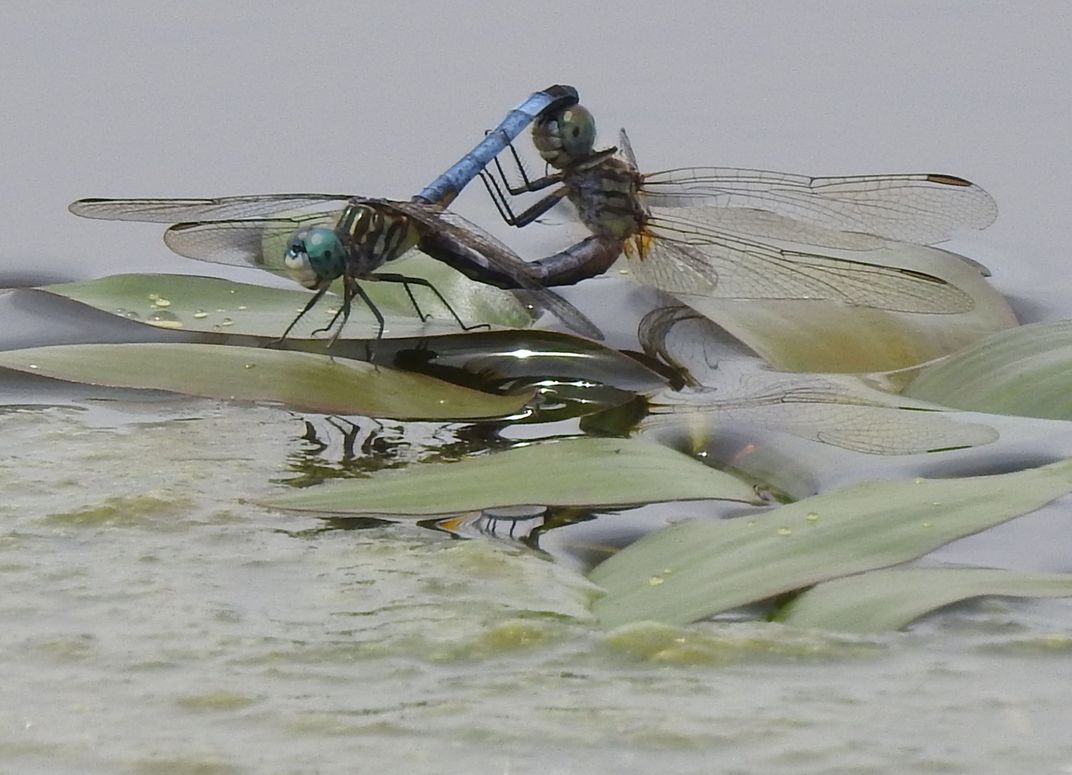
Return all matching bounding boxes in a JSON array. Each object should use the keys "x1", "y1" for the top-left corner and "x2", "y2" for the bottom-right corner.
[
  {"x1": 312, "y1": 276, "x2": 384, "y2": 350},
  {"x1": 483, "y1": 131, "x2": 563, "y2": 194},
  {"x1": 479, "y1": 173, "x2": 569, "y2": 228},
  {"x1": 314, "y1": 292, "x2": 349, "y2": 339},
  {"x1": 273, "y1": 285, "x2": 330, "y2": 345},
  {"x1": 347, "y1": 277, "x2": 386, "y2": 342},
  {"x1": 373, "y1": 273, "x2": 491, "y2": 332},
  {"x1": 387, "y1": 277, "x2": 431, "y2": 322}
]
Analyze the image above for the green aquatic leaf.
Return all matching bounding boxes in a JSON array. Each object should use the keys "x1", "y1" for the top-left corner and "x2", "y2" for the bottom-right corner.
[
  {"x1": 905, "y1": 321, "x2": 1072, "y2": 419},
  {"x1": 265, "y1": 436, "x2": 761, "y2": 515},
  {"x1": 0, "y1": 343, "x2": 532, "y2": 419},
  {"x1": 590, "y1": 459, "x2": 1072, "y2": 627},
  {"x1": 665, "y1": 243, "x2": 1016, "y2": 373},
  {"x1": 777, "y1": 567, "x2": 1072, "y2": 632},
  {"x1": 40, "y1": 265, "x2": 532, "y2": 340}
]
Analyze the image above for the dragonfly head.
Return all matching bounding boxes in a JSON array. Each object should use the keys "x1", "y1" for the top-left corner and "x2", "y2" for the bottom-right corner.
[
  {"x1": 284, "y1": 226, "x2": 346, "y2": 289},
  {"x1": 533, "y1": 104, "x2": 596, "y2": 169}
]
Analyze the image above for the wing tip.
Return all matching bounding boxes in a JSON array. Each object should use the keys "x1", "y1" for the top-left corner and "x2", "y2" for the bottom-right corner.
[{"x1": 68, "y1": 198, "x2": 104, "y2": 217}]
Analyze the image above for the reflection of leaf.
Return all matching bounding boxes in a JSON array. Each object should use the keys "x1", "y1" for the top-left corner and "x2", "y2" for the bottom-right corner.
[
  {"x1": 590, "y1": 459, "x2": 1072, "y2": 628},
  {"x1": 777, "y1": 567, "x2": 1072, "y2": 632},
  {"x1": 645, "y1": 375, "x2": 998, "y2": 455},
  {"x1": 264, "y1": 437, "x2": 761, "y2": 515},
  {"x1": 905, "y1": 321, "x2": 1072, "y2": 420},
  {"x1": 40, "y1": 265, "x2": 532, "y2": 340},
  {"x1": 0, "y1": 343, "x2": 533, "y2": 419}
]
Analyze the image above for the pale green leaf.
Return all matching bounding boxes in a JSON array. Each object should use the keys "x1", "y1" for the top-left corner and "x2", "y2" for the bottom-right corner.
[
  {"x1": 590, "y1": 460, "x2": 1072, "y2": 627},
  {"x1": 40, "y1": 266, "x2": 532, "y2": 340},
  {"x1": 264, "y1": 436, "x2": 761, "y2": 515},
  {"x1": 0, "y1": 343, "x2": 532, "y2": 419},
  {"x1": 905, "y1": 321, "x2": 1072, "y2": 419},
  {"x1": 779, "y1": 567, "x2": 1072, "y2": 632}
]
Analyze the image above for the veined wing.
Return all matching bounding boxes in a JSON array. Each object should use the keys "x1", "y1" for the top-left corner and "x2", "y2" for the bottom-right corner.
[
  {"x1": 633, "y1": 208, "x2": 975, "y2": 314},
  {"x1": 651, "y1": 378, "x2": 998, "y2": 455},
  {"x1": 382, "y1": 200, "x2": 604, "y2": 340},
  {"x1": 162, "y1": 213, "x2": 338, "y2": 272},
  {"x1": 69, "y1": 193, "x2": 352, "y2": 223},
  {"x1": 638, "y1": 167, "x2": 997, "y2": 246}
]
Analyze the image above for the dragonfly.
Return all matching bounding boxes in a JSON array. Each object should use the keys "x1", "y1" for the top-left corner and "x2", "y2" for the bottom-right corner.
[
  {"x1": 69, "y1": 86, "x2": 601, "y2": 344},
  {"x1": 479, "y1": 101, "x2": 998, "y2": 313}
]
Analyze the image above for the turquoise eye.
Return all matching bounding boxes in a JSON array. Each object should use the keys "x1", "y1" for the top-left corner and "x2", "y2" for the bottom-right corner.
[{"x1": 284, "y1": 227, "x2": 346, "y2": 289}]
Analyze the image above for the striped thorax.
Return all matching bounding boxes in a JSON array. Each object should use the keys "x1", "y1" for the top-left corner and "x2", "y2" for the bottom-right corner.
[{"x1": 337, "y1": 201, "x2": 421, "y2": 274}]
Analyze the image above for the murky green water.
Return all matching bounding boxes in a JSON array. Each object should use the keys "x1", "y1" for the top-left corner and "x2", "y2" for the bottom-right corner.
[
  {"x1": 2, "y1": 402, "x2": 1070, "y2": 774},
  {"x1": 5, "y1": 3, "x2": 1072, "y2": 772}
]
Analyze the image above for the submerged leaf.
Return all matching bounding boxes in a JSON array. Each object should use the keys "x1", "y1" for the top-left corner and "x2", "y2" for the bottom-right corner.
[
  {"x1": 0, "y1": 343, "x2": 532, "y2": 419},
  {"x1": 265, "y1": 436, "x2": 761, "y2": 515},
  {"x1": 905, "y1": 321, "x2": 1072, "y2": 419},
  {"x1": 777, "y1": 567, "x2": 1072, "y2": 632},
  {"x1": 590, "y1": 459, "x2": 1072, "y2": 627}
]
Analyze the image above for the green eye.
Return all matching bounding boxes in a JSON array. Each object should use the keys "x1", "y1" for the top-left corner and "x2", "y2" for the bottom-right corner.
[{"x1": 533, "y1": 105, "x2": 596, "y2": 168}]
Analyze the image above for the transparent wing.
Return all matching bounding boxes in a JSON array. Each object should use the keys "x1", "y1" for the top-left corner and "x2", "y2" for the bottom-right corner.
[
  {"x1": 638, "y1": 167, "x2": 997, "y2": 246},
  {"x1": 69, "y1": 193, "x2": 352, "y2": 223},
  {"x1": 162, "y1": 213, "x2": 337, "y2": 271},
  {"x1": 381, "y1": 201, "x2": 604, "y2": 340},
  {"x1": 631, "y1": 208, "x2": 975, "y2": 314},
  {"x1": 652, "y1": 378, "x2": 998, "y2": 455},
  {"x1": 618, "y1": 128, "x2": 639, "y2": 168}
]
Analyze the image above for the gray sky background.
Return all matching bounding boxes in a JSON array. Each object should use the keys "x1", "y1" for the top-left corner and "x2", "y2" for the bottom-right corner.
[{"x1": 2, "y1": 1, "x2": 1068, "y2": 312}]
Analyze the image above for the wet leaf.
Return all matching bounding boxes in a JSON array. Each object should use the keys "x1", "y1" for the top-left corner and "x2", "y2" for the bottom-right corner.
[
  {"x1": 40, "y1": 264, "x2": 532, "y2": 340},
  {"x1": 904, "y1": 321, "x2": 1072, "y2": 419},
  {"x1": 265, "y1": 436, "x2": 761, "y2": 515},
  {"x1": 590, "y1": 459, "x2": 1072, "y2": 627},
  {"x1": 0, "y1": 343, "x2": 532, "y2": 419},
  {"x1": 777, "y1": 567, "x2": 1072, "y2": 632}
]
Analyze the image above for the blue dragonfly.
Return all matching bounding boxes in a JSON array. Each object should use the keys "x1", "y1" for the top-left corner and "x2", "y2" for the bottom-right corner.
[
  {"x1": 479, "y1": 101, "x2": 998, "y2": 313},
  {"x1": 70, "y1": 86, "x2": 600, "y2": 344}
]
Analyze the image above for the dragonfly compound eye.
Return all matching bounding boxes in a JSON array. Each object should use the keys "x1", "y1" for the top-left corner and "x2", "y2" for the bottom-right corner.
[
  {"x1": 284, "y1": 226, "x2": 344, "y2": 289},
  {"x1": 533, "y1": 104, "x2": 596, "y2": 168}
]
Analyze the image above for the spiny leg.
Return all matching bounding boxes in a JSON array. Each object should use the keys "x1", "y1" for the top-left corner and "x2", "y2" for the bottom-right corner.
[
  {"x1": 308, "y1": 276, "x2": 373, "y2": 350},
  {"x1": 317, "y1": 276, "x2": 383, "y2": 347},
  {"x1": 345, "y1": 278, "x2": 387, "y2": 361},
  {"x1": 313, "y1": 292, "x2": 348, "y2": 338},
  {"x1": 476, "y1": 135, "x2": 567, "y2": 227},
  {"x1": 485, "y1": 131, "x2": 562, "y2": 194},
  {"x1": 348, "y1": 277, "x2": 386, "y2": 341},
  {"x1": 373, "y1": 273, "x2": 491, "y2": 332},
  {"x1": 273, "y1": 285, "x2": 330, "y2": 345},
  {"x1": 478, "y1": 163, "x2": 569, "y2": 228},
  {"x1": 490, "y1": 135, "x2": 566, "y2": 194}
]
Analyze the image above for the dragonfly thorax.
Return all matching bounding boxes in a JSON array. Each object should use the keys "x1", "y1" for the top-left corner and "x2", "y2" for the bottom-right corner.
[
  {"x1": 284, "y1": 226, "x2": 345, "y2": 289},
  {"x1": 337, "y1": 202, "x2": 420, "y2": 275},
  {"x1": 566, "y1": 156, "x2": 647, "y2": 241},
  {"x1": 533, "y1": 105, "x2": 597, "y2": 169}
]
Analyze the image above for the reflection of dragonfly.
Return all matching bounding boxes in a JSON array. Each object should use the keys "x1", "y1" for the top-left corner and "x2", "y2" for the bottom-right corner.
[
  {"x1": 481, "y1": 102, "x2": 997, "y2": 312},
  {"x1": 643, "y1": 375, "x2": 998, "y2": 455},
  {"x1": 69, "y1": 86, "x2": 600, "y2": 343}
]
